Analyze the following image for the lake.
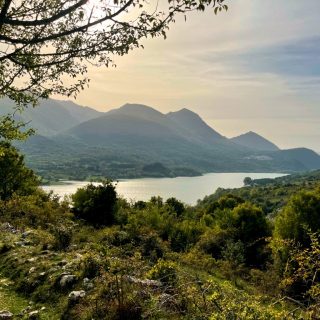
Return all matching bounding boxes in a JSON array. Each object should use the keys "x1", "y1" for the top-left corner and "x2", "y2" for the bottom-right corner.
[{"x1": 42, "y1": 172, "x2": 286, "y2": 205}]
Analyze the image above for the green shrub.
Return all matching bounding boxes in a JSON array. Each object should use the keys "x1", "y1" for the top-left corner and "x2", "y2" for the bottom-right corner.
[
  {"x1": 0, "y1": 241, "x2": 12, "y2": 254},
  {"x1": 0, "y1": 142, "x2": 39, "y2": 201},
  {"x1": 196, "y1": 227, "x2": 232, "y2": 259},
  {"x1": 72, "y1": 180, "x2": 117, "y2": 227},
  {"x1": 0, "y1": 191, "x2": 71, "y2": 228},
  {"x1": 169, "y1": 220, "x2": 204, "y2": 252},
  {"x1": 81, "y1": 253, "x2": 102, "y2": 278},
  {"x1": 51, "y1": 224, "x2": 73, "y2": 250},
  {"x1": 165, "y1": 197, "x2": 185, "y2": 216},
  {"x1": 274, "y1": 188, "x2": 320, "y2": 247},
  {"x1": 141, "y1": 232, "x2": 166, "y2": 261},
  {"x1": 147, "y1": 259, "x2": 178, "y2": 287}
]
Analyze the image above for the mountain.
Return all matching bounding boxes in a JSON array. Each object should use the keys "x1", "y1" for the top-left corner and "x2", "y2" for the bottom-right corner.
[
  {"x1": 63, "y1": 103, "x2": 191, "y2": 148},
  {"x1": 0, "y1": 98, "x2": 101, "y2": 136},
  {"x1": 63, "y1": 104, "x2": 242, "y2": 154},
  {"x1": 272, "y1": 148, "x2": 320, "y2": 171},
  {"x1": 231, "y1": 131, "x2": 280, "y2": 151},
  {"x1": 167, "y1": 108, "x2": 225, "y2": 144},
  {"x1": 3, "y1": 100, "x2": 320, "y2": 180}
]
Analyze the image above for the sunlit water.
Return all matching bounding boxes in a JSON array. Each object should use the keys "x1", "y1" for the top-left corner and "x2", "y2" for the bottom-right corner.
[{"x1": 42, "y1": 172, "x2": 286, "y2": 205}]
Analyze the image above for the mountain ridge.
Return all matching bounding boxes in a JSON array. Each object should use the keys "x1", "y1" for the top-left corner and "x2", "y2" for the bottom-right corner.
[
  {"x1": 0, "y1": 98, "x2": 102, "y2": 136},
  {"x1": 231, "y1": 131, "x2": 280, "y2": 152},
  {"x1": 2, "y1": 98, "x2": 320, "y2": 180}
]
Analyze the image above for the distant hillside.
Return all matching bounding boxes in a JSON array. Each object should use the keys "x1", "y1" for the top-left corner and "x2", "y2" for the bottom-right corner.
[
  {"x1": 64, "y1": 104, "x2": 192, "y2": 149},
  {"x1": 3, "y1": 100, "x2": 320, "y2": 180},
  {"x1": 0, "y1": 98, "x2": 101, "y2": 136},
  {"x1": 272, "y1": 148, "x2": 320, "y2": 171},
  {"x1": 231, "y1": 131, "x2": 279, "y2": 151}
]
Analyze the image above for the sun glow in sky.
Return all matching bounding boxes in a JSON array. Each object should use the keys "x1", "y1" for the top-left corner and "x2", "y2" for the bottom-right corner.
[{"x1": 58, "y1": 0, "x2": 320, "y2": 151}]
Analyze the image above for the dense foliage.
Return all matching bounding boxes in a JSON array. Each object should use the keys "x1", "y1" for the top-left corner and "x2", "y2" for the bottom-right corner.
[
  {"x1": 0, "y1": 165, "x2": 320, "y2": 319},
  {"x1": 0, "y1": 0, "x2": 228, "y2": 107},
  {"x1": 72, "y1": 181, "x2": 117, "y2": 226},
  {"x1": 0, "y1": 142, "x2": 38, "y2": 200}
]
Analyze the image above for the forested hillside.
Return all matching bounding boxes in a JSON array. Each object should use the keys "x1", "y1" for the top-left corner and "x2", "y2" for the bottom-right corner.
[{"x1": 2, "y1": 99, "x2": 318, "y2": 181}]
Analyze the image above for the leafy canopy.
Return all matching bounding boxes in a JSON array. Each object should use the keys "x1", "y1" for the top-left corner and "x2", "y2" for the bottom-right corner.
[
  {"x1": 0, "y1": 0, "x2": 228, "y2": 107},
  {"x1": 72, "y1": 180, "x2": 118, "y2": 226},
  {"x1": 0, "y1": 141, "x2": 39, "y2": 200},
  {"x1": 274, "y1": 189, "x2": 320, "y2": 247}
]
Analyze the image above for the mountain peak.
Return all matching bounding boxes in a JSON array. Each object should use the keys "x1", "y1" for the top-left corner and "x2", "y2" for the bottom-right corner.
[
  {"x1": 231, "y1": 131, "x2": 280, "y2": 151},
  {"x1": 167, "y1": 108, "x2": 224, "y2": 142},
  {"x1": 108, "y1": 103, "x2": 165, "y2": 119},
  {"x1": 167, "y1": 108, "x2": 201, "y2": 119},
  {"x1": 119, "y1": 103, "x2": 162, "y2": 113}
]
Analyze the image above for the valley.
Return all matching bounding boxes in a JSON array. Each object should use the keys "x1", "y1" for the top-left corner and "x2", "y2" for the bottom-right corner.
[{"x1": 1, "y1": 98, "x2": 319, "y2": 182}]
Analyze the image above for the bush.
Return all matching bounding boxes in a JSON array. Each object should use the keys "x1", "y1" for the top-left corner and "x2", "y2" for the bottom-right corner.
[
  {"x1": 147, "y1": 259, "x2": 178, "y2": 287},
  {"x1": 51, "y1": 224, "x2": 73, "y2": 250},
  {"x1": 169, "y1": 220, "x2": 204, "y2": 252},
  {"x1": 141, "y1": 232, "x2": 166, "y2": 261},
  {"x1": 231, "y1": 203, "x2": 270, "y2": 267},
  {"x1": 81, "y1": 253, "x2": 102, "y2": 278},
  {"x1": 206, "y1": 194, "x2": 244, "y2": 214},
  {"x1": 72, "y1": 180, "x2": 117, "y2": 227},
  {"x1": 165, "y1": 197, "x2": 185, "y2": 216},
  {"x1": 197, "y1": 227, "x2": 232, "y2": 259},
  {"x1": 0, "y1": 190, "x2": 71, "y2": 228},
  {"x1": 274, "y1": 189, "x2": 320, "y2": 247}
]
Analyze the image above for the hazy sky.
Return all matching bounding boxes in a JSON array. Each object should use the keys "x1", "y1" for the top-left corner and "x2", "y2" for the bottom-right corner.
[{"x1": 60, "y1": 0, "x2": 320, "y2": 151}]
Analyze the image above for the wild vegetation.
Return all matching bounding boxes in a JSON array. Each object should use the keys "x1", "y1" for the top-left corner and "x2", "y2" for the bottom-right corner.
[{"x1": 1, "y1": 144, "x2": 320, "y2": 319}]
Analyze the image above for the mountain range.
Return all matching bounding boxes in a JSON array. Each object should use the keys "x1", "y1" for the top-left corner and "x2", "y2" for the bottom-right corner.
[{"x1": 1, "y1": 98, "x2": 320, "y2": 180}]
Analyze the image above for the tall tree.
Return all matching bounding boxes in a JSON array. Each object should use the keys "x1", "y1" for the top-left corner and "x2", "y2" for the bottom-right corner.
[
  {"x1": 0, "y1": 142, "x2": 39, "y2": 200},
  {"x1": 0, "y1": 0, "x2": 228, "y2": 107}
]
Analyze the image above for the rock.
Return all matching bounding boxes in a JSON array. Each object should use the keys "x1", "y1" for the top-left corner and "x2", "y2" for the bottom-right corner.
[
  {"x1": 75, "y1": 253, "x2": 83, "y2": 260},
  {"x1": 29, "y1": 267, "x2": 36, "y2": 274},
  {"x1": 22, "y1": 231, "x2": 32, "y2": 238},
  {"x1": 48, "y1": 267, "x2": 59, "y2": 274},
  {"x1": 28, "y1": 310, "x2": 39, "y2": 319},
  {"x1": 159, "y1": 293, "x2": 175, "y2": 306},
  {"x1": 83, "y1": 278, "x2": 94, "y2": 290},
  {"x1": 0, "y1": 311, "x2": 13, "y2": 319},
  {"x1": 125, "y1": 275, "x2": 161, "y2": 288},
  {"x1": 15, "y1": 241, "x2": 25, "y2": 247},
  {"x1": 60, "y1": 274, "x2": 77, "y2": 287},
  {"x1": 57, "y1": 260, "x2": 68, "y2": 266},
  {"x1": 22, "y1": 306, "x2": 31, "y2": 313},
  {"x1": 68, "y1": 290, "x2": 86, "y2": 302},
  {"x1": 83, "y1": 277, "x2": 90, "y2": 283},
  {"x1": 0, "y1": 223, "x2": 18, "y2": 234}
]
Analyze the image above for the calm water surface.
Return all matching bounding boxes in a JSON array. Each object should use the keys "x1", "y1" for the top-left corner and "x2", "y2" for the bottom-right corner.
[{"x1": 42, "y1": 172, "x2": 285, "y2": 205}]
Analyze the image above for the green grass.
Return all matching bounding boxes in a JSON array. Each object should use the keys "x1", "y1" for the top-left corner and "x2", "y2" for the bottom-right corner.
[
  {"x1": 0, "y1": 275, "x2": 61, "y2": 319},
  {"x1": 0, "y1": 276, "x2": 28, "y2": 313}
]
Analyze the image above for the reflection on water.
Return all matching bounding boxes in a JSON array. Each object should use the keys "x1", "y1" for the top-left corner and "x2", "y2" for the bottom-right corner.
[{"x1": 42, "y1": 172, "x2": 286, "y2": 205}]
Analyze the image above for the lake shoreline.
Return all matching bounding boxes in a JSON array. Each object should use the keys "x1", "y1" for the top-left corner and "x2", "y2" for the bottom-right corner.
[
  {"x1": 40, "y1": 170, "x2": 291, "y2": 186},
  {"x1": 41, "y1": 172, "x2": 288, "y2": 205}
]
